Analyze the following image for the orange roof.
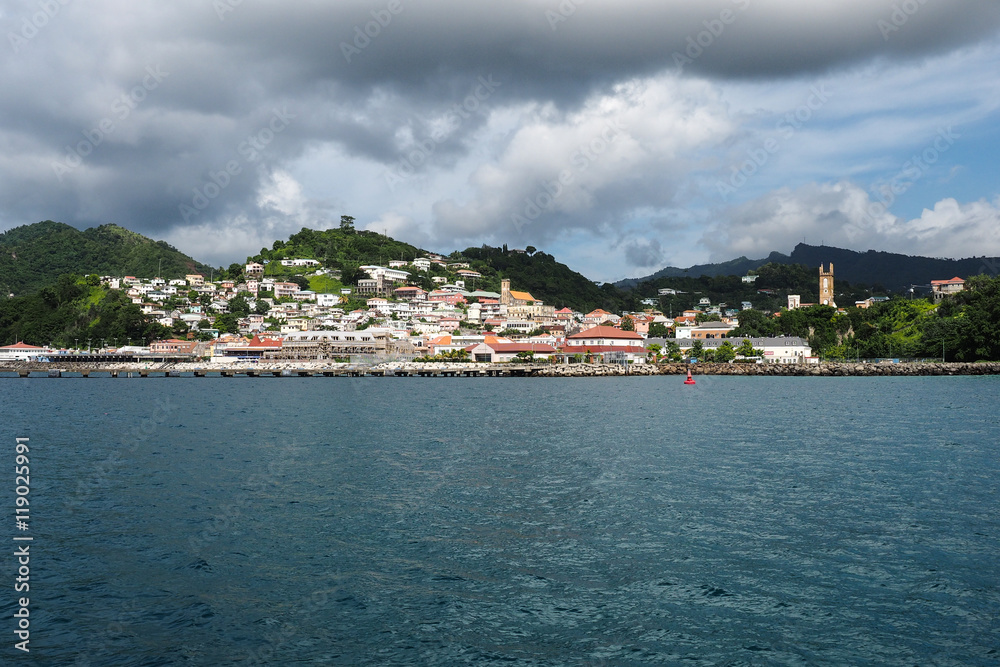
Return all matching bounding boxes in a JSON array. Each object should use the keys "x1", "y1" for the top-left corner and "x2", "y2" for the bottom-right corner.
[
  {"x1": 931, "y1": 277, "x2": 965, "y2": 285},
  {"x1": 1, "y1": 342, "x2": 44, "y2": 350},
  {"x1": 509, "y1": 289, "x2": 537, "y2": 302},
  {"x1": 249, "y1": 334, "x2": 283, "y2": 348},
  {"x1": 568, "y1": 325, "x2": 643, "y2": 340}
]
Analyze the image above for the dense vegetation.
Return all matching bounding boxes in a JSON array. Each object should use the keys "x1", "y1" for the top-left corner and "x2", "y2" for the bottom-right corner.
[
  {"x1": 0, "y1": 221, "x2": 214, "y2": 296},
  {"x1": 730, "y1": 275, "x2": 1000, "y2": 361},
  {"x1": 0, "y1": 274, "x2": 170, "y2": 348}
]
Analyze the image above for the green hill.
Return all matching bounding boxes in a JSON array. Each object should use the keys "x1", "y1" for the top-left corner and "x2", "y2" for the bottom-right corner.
[{"x1": 0, "y1": 221, "x2": 214, "y2": 297}]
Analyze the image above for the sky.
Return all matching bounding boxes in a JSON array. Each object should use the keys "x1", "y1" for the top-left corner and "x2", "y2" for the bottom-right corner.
[{"x1": 2, "y1": 0, "x2": 999, "y2": 282}]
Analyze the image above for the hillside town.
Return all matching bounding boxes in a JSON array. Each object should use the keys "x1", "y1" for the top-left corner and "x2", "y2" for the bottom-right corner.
[{"x1": 0, "y1": 256, "x2": 972, "y2": 367}]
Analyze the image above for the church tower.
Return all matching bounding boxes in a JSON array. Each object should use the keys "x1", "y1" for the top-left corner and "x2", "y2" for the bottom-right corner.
[
  {"x1": 819, "y1": 263, "x2": 836, "y2": 307},
  {"x1": 500, "y1": 278, "x2": 511, "y2": 306}
]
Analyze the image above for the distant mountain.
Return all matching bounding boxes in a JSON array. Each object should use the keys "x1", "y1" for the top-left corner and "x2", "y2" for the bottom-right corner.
[
  {"x1": 0, "y1": 221, "x2": 214, "y2": 296},
  {"x1": 616, "y1": 244, "x2": 1000, "y2": 291}
]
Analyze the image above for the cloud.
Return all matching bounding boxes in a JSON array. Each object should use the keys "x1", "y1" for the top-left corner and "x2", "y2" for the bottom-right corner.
[
  {"x1": 0, "y1": 0, "x2": 998, "y2": 278},
  {"x1": 623, "y1": 238, "x2": 666, "y2": 268},
  {"x1": 703, "y1": 181, "x2": 1000, "y2": 260}
]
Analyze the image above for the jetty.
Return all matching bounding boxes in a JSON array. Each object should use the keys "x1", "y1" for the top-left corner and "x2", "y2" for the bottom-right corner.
[{"x1": 1, "y1": 361, "x2": 999, "y2": 378}]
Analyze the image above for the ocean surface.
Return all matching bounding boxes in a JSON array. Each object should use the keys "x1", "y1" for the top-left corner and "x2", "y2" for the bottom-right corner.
[{"x1": 1, "y1": 375, "x2": 999, "y2": 665}]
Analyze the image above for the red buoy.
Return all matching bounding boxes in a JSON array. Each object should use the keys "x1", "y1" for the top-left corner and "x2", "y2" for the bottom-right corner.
[{"x1": 684, "y1": 369, "x2": 696, "y2": 385}]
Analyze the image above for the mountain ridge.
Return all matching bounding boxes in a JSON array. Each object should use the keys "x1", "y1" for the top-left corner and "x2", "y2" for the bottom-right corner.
[{"x1": 616, "y1": 244, "x2": 999, "y2": 291}]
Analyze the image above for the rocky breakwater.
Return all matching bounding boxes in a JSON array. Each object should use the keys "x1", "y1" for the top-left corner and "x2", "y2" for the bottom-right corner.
[
  {"x1": 534, "y1": 364, "x2": 660, "y2": 377},
  {"x1": 534, "y1": 362, "x2": 1000, "y2": 377}
]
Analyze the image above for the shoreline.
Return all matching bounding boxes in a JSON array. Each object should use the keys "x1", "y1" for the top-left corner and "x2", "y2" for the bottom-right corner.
[{"x1": 2, "y1": 361, "x2": 999, "y2": 377}]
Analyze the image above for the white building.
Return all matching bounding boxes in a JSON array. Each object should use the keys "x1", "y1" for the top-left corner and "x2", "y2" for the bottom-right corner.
[{"x1": 280, "y1": 258, "x2": 321, "y2": 267}]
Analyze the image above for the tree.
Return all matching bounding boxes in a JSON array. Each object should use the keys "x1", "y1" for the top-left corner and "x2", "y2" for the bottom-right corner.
[
  {"x1": 735, "y1": 338, "x2": 763, "y2": 359},
  {"x1": 648, "y1": 322, "x2": 671, "y2": 338},
  {"x1": 690, "y1": 339, "x2": 704, "y2": 360},
  {"x1": 340, "y1": 215, "x2": 355, "y2": 233},
  {"x1": 228, "y1": 294, "x2": 251, "y2": 317},
  {"x1": 620, "y1": 315, "x2": 635, "y2": 331},
  {"x1": 525, "y1": 246, "x2": 537, "y2": 255},
  {"x1": 714, "y1": 340, "x2": 736, "y2": 363},
  {"x1": 214, "y1": 313, "x2": 240, "y2": 334},
  {"x1": 731, "y1": 309, "x2": 778, "y2": 337}
]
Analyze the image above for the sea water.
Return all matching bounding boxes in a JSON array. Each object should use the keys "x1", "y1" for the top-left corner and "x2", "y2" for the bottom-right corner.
[{"x1": 1, "y1": 375, "x2": 998, "y2": 665}]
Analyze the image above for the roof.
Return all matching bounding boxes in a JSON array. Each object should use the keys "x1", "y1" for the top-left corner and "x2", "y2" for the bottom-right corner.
[
  {"x1": 509, "y1": 289, "x2": 537, "y2": 302},
  {"x1": 558, "y1": 345, "x2": 648, "y2": 354},
  {"x1": 249, "y1": 335, "x2": 284, "y2": 348},
  {"x1": 568, "y1": 325, "x2": 644, "y2": 340},
  {"x1": 931, "y1": 277, "x2": 965, "y2": 285},
  {"x1": 1, "y1": 342, "x2": 44, "y2": 350},
  {"x1": 465, "y1": 342, "x2": 557, "y2": 354}
]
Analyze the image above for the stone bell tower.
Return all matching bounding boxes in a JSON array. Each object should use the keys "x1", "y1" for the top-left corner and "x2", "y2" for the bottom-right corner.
[
  {"x1": 819, "y1": 263, "x2": 836, "y2": 307},
  {"x1": 500, "y1": 278, "x2": 511, "y2": 306}
]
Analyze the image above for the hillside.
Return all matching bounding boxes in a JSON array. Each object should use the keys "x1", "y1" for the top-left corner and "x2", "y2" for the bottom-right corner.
[
  {"x1": 0, "y1": 221, "x2": 214, "y2": 296},
  {"x1": 247, "y1": 227, "x2": 629, "y2": 312},
  {"x1": 617, "y1": 244, "x2": 1000, "y2": 292}
]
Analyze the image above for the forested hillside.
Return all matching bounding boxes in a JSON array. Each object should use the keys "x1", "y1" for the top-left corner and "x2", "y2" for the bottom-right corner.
[{"x1": 0, "y1": 221, "x2": 214, "y2": 296}]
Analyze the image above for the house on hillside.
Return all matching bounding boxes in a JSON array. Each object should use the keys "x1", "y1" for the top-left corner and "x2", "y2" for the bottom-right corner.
[{"x1": 931, "y1": 277, "x2": 965, "y2": 301}]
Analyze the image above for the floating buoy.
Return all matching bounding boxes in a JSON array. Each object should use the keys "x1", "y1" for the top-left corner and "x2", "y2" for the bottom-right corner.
[{"x1": 684, "y1": 369, "x2": 696, "y2": 385}]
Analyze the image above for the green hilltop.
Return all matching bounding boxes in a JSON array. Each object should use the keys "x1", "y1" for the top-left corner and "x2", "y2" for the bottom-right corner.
[{"x1": 0, "y1": 221, "x2": 214, "y2": 296}]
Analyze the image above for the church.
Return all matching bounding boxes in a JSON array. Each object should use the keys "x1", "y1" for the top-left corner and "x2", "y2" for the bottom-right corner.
[{"x1": 500, "y1": 279, "x2": 555, "y2": 320}]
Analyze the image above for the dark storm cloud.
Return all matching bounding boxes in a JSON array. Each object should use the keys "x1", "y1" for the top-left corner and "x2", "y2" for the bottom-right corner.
[{"x1": 1, "y1": 0, "x2": 998, "y2": 254}]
